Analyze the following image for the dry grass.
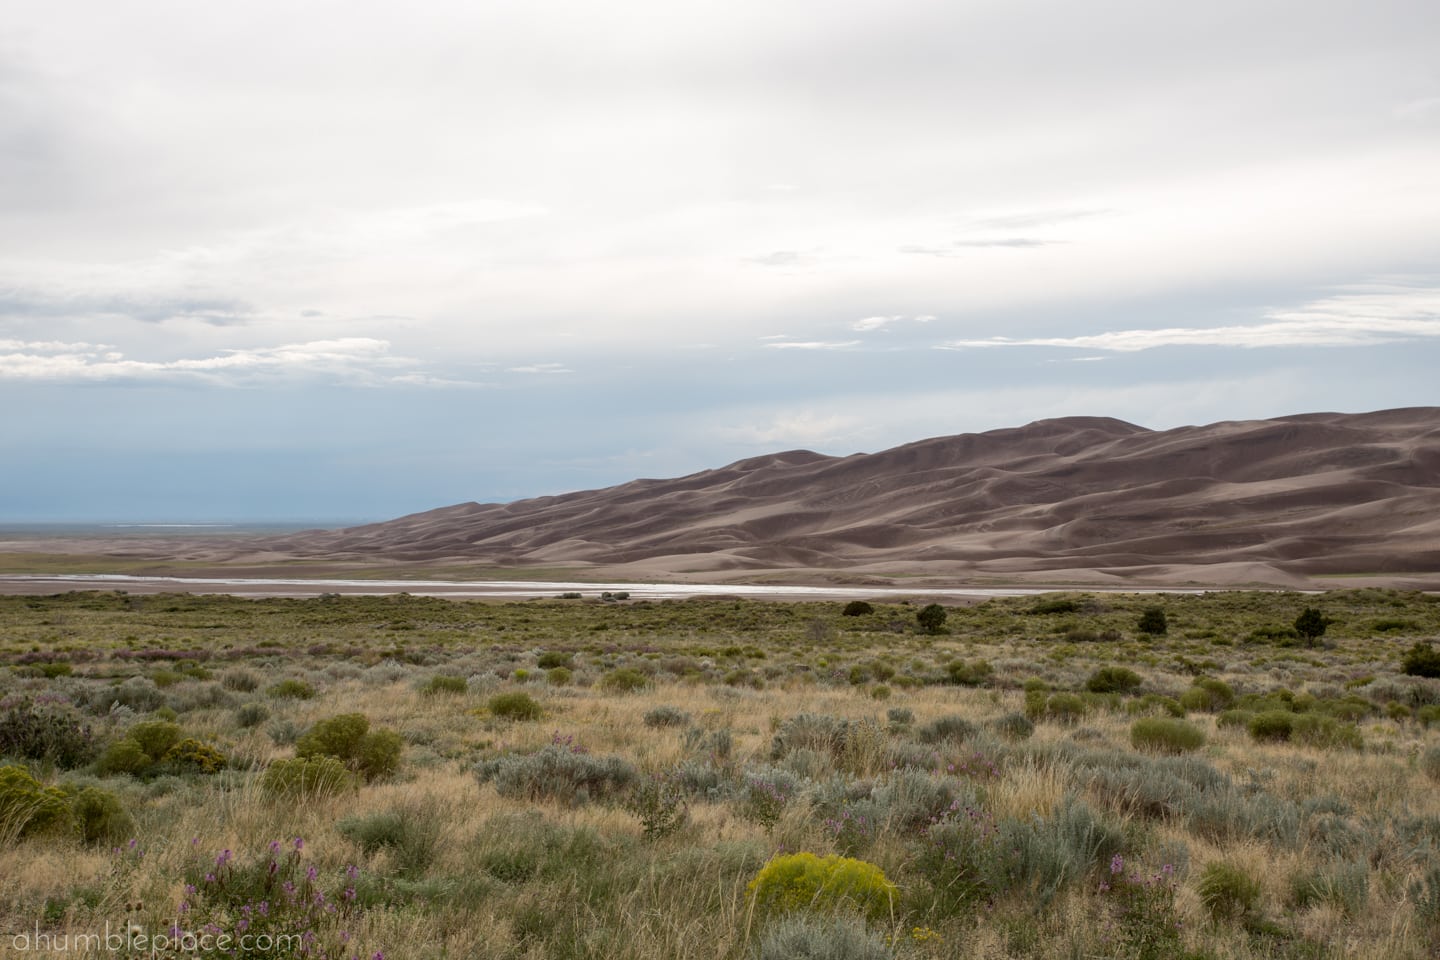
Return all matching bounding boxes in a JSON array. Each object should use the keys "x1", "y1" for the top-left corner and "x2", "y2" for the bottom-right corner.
[{"x1": 1, "y1": 590, "x2": 1439, "y2": 958}]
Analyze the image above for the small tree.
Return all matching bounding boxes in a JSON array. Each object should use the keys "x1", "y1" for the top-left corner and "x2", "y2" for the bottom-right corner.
[
  {"x1": 1136, "y1": 606, "x2": 1168, "y2": 636},
  {"x1": 916, "y1": 603, "x2": 948, "y2": 635},
  {"x1": 1294, "y1": 607, "x2": 1330, "y2": 645},
  {"x1": 1402, "y1": 641, "x2": 1440, "y2": 679}
]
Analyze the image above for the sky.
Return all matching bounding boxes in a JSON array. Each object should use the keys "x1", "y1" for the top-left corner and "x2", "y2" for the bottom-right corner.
[{"x1": 2, "y1": 0, "x2": 1438, "y2": 522}]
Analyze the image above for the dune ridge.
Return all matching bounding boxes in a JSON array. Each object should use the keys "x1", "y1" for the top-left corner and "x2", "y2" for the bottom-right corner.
[{"x1": 262, "y1": 407, "x2": 1440, "y2": 584}]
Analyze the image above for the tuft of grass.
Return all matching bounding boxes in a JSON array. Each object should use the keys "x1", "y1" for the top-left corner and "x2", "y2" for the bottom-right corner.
[
  {"x1": 1197, "y1": 860, "x2": 1262, "y2": 920},
  {"x1": 1420, "y1": 745, "x2": 1440, "y2": 784},
  {"x1": 642, "y1": 705, "x2": 691, "y2": 728},
  {"x1": 1130, "y1": 717, "x2": 1206, "y2": 754},
  {"x1": 488, "y1": 691, "x2": 543, "y2": 721},
  {"x1": 259, "y1": 756, "x2": 357, "y2": 801},
  {"x1": 419, "y1": 674, "x2": 468, "y2": 695},
  {"x1": 266, "y1": 678, "x2": 316, "y2": 700}
]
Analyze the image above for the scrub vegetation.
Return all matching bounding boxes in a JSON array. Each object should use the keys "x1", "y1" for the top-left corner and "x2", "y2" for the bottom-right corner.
[{"x1": 2, "y1": 587, "x2": 1439, "y2": 958}]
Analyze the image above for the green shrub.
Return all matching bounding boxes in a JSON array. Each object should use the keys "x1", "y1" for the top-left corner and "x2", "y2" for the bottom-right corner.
[
  {"x1": 0, "y1": 702, "x2": 96, "y2": 768},
  {"x1": 476, "y1": 745, "x2": 638, "y2": 806},
  {"x1": 599, "y1": 668, "x2": 650, "y2": 693},
  {"x1": 267, "y1": 679, "x2": 316, "y2": 700},
  {"x1": 756, "y1": 914, "x2": 895, "y2": 960},
  {"x1": 1292, "y1": 714, "x2": 1363, "y2": 751},
  {"x1": 1197, "y1": 861, "x2": 1261, "y2": 919},
  {"x1": 296, "y1": 713, "x2": 369, "y2": 760},
  {"x1": 1422, "y1": 746, "x2": 1440, "y2": 784},
  {"x1": 1087, "y1": 666, "x2": 1143, "y2": 694},
  {"x1": 643, "y1": 706, "x2": 691, "y2": 729},
  {"x1": 946, "y1": 659, "x2": 992, "y2": 686},
  {"x1": 488, "y1": 692, "x2": 543, "y2": 721},
  {"x1": 0, "y1": 765, "x2": 74, "y2": 842},
  {"x1": 1137, "y1": 606, "x2": 1168, "y2": 635},
  {"x1": 546, "y1": 667, "x2": 573, "y2": 686},
  {"x1": 1130, "y1": 718, "x2": 1206, "y2": 754},
  {"x1": 915, "y1": 604, "x2": 948, "y2": 635},
  {"x1": 95, "y1": 738, "x2": 151, "y2": 777},
  {"x1": 747, "y1": 852, "x2": 897, "y2": 921},
  {"x1": 420, "y1": 675, "x2": 467, "y2": 695},
  {"x1": 1402, "y1": 642, "x2": 1440, "y2": 678},
  {"x1": 127, "y1": 720, "x2": 181, "y2": 761},
  {"x1": 355, "y1": 730, "x2": 403, "y2": 780},
  {"x1": 1294, "y1": 607, "x2": 1331, "y2": 643},
  {"x1": 71, "y1": 786, "x2": 134, "y2": 845},
  {"x1": 1217, "y1": 709, "x2": 1253, "y2": 730},
  {"x1": 295, "y1": 713, "x2": 401, "y2": 781},
  {"x1": 1045, "y1": 694, "x2": 1087, "y2": 724},
  {"x1": 1126, "y1": 694, "x2": 1185, "y2": 718},
  {"x1": 1248, "y1": 711, "x2": 1294, "y2": 742},
  {"x1": 1029, "y1": 599, "x2": 1078, "y2": 615},
  {"x1": 1180, "y1": 678, "x2": 1235, "y2": 712},
  {"x1": 162, "y1": 738, "x2": 228, "y2": 774},
  {"x1": 536, "y1": 651, "x2": 574, "y2": 669},
  {"x1": 841, "y1": 601, "x2": 874, "y2": 617},
  {"x1": 259, "y1": 756, "x2": 358, "y2": 801},
  {"x1": 235, "y1": 702, "x2": 269, "y2": 728}
]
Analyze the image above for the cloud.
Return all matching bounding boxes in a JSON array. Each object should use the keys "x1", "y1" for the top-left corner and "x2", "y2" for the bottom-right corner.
[
  {"x1": 938, "y1": 283, "x2": 1440, "y2": 352},
  {"x1": 0, "y1": 337, "x2": 430, "y2": 384},
  {"x1": 507, "y1": 362, "x2": 573, "y2": 374},
  {"x1": 762, "y1": 339, "x2": 861, "y2": 350},
  {"x1": 0, "y1": 338, "x2": 115, "y2": 353},
  {"x1": 851, "y1": 314, "x2": 934, "y2": 332},
  {"x1": 0, "y1": 289, "x2": 254, "y2": 325}
]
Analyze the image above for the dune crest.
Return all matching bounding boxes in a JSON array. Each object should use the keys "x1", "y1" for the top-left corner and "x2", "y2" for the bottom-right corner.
[{"x1": 268, "y1": 408, "x2": 1440, "y2": 581}]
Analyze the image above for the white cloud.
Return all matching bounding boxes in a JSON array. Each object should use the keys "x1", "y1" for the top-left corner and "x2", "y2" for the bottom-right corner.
[
  {"x1": 939, "y1": 283, "x2": 1440, "y2": 352},
  {"x1": 0, "y1": 337, "x2": 432, "y2": 384},
  {"x1": 851, "y1": 314, "x2": 934, "y2": 332},
  {"x1": 507, "y1": 362, "x2": 573, "y2": 375},
  {"x1": 0, "y1": 339, "x2": 115, "y2": 353},
  {"x1": 763, "y1": 340, "x2": 862, "y2": 350}
]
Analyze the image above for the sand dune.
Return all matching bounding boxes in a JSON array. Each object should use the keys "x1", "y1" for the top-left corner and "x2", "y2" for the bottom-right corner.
[{"x1": 247, "y1": 407, "x2": 1440, "y2": 584}]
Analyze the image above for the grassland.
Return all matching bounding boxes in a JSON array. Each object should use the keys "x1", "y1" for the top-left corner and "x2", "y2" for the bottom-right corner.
[{"x1": 2, "y1": 588, "x2": 1439, "y2": 959}]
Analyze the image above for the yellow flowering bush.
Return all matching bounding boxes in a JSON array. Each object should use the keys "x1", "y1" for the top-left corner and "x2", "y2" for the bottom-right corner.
[{"x1": 747, "y1": 852, "x2": 897, "y2": 921}]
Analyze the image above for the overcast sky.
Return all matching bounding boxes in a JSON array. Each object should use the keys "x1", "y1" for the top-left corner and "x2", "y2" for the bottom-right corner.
[{"x1": 3, "y1": 0, "x2": 1438, "y2": 522}]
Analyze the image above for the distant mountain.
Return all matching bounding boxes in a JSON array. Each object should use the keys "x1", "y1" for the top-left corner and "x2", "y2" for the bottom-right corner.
[{"x1": 275, "y1": 407, "x2": 1440, "y2": 584}]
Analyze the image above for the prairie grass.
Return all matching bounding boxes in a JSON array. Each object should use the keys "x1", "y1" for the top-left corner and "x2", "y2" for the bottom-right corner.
[{"x1": 0, "y1": 588, "x2": 1438, "y2": 958}]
